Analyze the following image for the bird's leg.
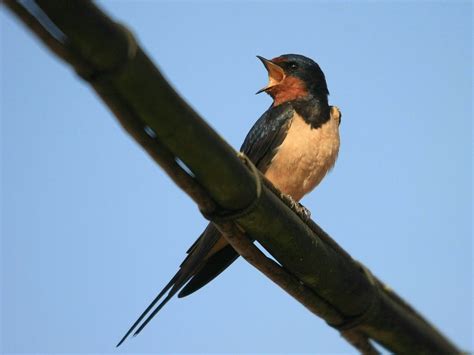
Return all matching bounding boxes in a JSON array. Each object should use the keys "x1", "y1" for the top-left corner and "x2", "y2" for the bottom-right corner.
[
  {"x1": 281, "y1": 193, "x2": 311, "y2": 221},
  {"x1": 259, "y1": 175, "x2": 311, "y2": 221}
]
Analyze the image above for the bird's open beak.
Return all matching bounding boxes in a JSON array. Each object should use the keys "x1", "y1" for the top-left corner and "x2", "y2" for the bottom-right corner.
[{"x1": 256, "y1": 56, "x2": 286, "y2": 94}]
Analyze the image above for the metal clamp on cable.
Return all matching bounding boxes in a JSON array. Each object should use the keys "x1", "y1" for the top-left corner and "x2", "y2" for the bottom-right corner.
[
  {"x1": 200, "y1": 153, "x2": 262, "y2": 223},
  {"x1": 76, "y1": 24, "x2": 138, "y2": 84},
  {"x1": 328, "y1": 261, "x2": 381, "y2": 331}
]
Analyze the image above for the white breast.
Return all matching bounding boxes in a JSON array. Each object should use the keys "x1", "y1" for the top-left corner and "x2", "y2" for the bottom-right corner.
[{"x1": 264, "y1": 106, "x2": 341, "y2": 201}]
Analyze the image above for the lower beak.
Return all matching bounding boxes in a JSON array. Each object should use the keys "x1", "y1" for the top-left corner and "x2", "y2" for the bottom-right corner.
[{"x1": 256, "y1": 56, "x2": 286, "y2": 94}]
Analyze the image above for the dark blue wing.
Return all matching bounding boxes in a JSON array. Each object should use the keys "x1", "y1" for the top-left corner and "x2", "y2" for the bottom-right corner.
[
  {"x1": 175, "y1": 103, "x2": 295, "y2": 297},
  {"x1": 117, "y1": 103, "x2": 295, "y2": 346},
  {"x1": 240, "y1": 103, "x2": 294, "y2": 172}
]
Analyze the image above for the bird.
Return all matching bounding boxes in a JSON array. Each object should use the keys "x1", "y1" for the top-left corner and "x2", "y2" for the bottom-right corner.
[{"x1": 117, "y1": 54, "x2": 341, "y2": 347}]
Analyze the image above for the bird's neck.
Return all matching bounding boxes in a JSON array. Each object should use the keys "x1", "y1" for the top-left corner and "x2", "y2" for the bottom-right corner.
[
  {"x1": 268, "y1": 76, "x2": 308, "y2": 106},
  {"x1": 289, "y1": 95, "x2": 330, "y2": 129}
]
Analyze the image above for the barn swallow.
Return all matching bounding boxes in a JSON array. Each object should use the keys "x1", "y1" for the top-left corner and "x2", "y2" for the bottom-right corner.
[{"x1": 117, "y1": 54, "x2": 341, "y2": 347}]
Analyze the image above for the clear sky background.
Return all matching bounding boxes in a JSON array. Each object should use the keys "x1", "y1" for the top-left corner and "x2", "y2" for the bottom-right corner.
[{"x1": 1, "y1": 1, "x2": 472, "y2": 354}]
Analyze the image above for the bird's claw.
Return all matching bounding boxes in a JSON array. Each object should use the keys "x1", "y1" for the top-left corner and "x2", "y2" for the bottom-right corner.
[{"x1": 281, "y1": 194, "x2": 311, "y2": 221}]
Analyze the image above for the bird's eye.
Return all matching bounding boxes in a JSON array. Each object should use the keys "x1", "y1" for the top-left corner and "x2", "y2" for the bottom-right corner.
[{"x1": 290, "y1": 63, "x2": 298, "y2": 70}]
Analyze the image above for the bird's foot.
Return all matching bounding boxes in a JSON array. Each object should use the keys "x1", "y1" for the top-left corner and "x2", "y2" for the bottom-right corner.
[{"x1": 281, "y1": 194, "x2": 311, "y2": 221}]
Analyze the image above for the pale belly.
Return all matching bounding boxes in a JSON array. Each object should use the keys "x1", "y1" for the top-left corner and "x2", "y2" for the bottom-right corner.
[{"x1": 264, "y1": 107, "x2": 340, "y2": 201}]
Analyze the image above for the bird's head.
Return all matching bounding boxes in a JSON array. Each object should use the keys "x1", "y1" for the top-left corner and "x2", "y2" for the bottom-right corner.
[{"x1": 256, "y1": 54, "x2": 329, "y2": 106}]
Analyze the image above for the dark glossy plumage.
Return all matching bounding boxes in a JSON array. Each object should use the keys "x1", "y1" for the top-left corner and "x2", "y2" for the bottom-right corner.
[
  {"x1": 241, "y1": 103, "x2": 294, "y2": 172},
  {"x1": 116, "y1": 104, "x2": 299, "y2": 346},
  {"x1": 117, "y1": 54, "x2": 334, "y2": 347},
  {"x1": 272, "y1": 54, "x2": 329, "y2": 98}
]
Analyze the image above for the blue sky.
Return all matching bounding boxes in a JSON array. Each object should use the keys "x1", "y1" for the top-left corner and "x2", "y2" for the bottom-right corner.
[{"x1": 1, "y1": 1, "x2": 472, "y2": 353}]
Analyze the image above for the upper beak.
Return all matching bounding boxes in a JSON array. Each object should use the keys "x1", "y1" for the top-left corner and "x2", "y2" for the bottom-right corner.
[{"x1": 256, "y1": 56, "x2": 286, "y2": 94}]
